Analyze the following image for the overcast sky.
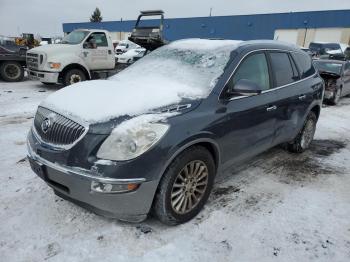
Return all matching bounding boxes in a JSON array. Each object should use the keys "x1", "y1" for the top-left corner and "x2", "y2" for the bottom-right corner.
[{"x1": 0, "y1": 0, "x2": 349, "y2": 37}]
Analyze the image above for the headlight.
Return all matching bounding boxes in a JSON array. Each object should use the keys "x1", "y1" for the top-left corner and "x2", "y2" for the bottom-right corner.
[
  {"x1": 48, "y1": 62, "x2": 61, "y2": 69},
  {"x1": 96, "y1": 122, "x2": 169, "y2": 161}
]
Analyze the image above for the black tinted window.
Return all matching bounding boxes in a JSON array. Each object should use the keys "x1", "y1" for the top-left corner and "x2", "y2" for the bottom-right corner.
[
  {"x1": 292, "y1": 52, "x2": 316, "y2": 78},
  {"x1": 229, "y1": 53, "x2": 270, "y2": 91},
  {"x1": 269, "y1": 52, "x2": 298, "y2": 86}
]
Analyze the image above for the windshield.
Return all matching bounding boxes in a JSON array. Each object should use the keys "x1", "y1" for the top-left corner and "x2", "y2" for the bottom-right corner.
[
  {"x1": 61, "y1": 30, "x2": 89, "y2": 44},
  {"x1": 111, "y1": 39, "x2": 240, "y2": 97},
  {"x1": 314, "y1": 61, "x2": 342, "y2": 75}
]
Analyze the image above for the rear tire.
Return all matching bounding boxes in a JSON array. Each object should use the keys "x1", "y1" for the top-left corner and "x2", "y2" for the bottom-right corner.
[
  {"x1": 287, "y1": 111, "x2": 317, "y2": 153},
  {"x1": 153, "y1": 146, "x2": 216, "y2": 225},
  {"x1": 0, "y1": 61, "x2": 24, "y2": 82},
  {"x1": 63, "y1": 68, "x2": 86, "y2": 86}
]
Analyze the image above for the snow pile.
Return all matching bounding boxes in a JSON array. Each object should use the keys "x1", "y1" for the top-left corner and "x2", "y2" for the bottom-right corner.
[{"x1": 41, "y1": 39, "x2": 241, "y2": 123}]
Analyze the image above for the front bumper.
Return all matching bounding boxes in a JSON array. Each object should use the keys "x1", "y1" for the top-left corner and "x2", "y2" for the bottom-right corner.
[
  {"x1": 27, "y1": 140, "x2": 158, "y2": 222},
  {"x1": 27, "y1": 69, "x2": 59, "y2": 83}
]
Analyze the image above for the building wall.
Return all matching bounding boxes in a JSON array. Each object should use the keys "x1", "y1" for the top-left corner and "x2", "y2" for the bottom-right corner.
[{"x1": 63, "y1": 9, "x2": 350, "y2": 45}]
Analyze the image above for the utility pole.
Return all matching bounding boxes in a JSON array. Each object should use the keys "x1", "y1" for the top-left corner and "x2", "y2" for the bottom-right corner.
[{"x1": 209, "y1": 7, "x2": 213, "y2": 17}]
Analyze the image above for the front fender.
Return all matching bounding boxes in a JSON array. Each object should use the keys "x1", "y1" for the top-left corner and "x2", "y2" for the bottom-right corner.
[{"x1": 44, "y1": 54, "x2": 91, "y2": 78}]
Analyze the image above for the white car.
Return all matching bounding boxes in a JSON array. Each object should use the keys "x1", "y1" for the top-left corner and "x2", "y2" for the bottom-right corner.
[
  {"x1": 114, "y1": 40, "x2": 139, "y2": 55},
  {"x1": 115, "y1": 48, "x2": 147, "y2": 64}
]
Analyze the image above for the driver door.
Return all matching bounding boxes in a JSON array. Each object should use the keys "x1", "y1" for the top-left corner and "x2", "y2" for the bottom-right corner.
[
  {"x1": 218, "y1": 52, "x2": 279, "y2": 168},
  {"x1": 82, "y1": 32, "x2": 115, "y2": 70}
]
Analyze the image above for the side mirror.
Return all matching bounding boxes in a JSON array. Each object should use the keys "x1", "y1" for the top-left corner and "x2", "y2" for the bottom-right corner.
[{"x1": 227, "y1": 79, "x2": 263, "y2": 96}]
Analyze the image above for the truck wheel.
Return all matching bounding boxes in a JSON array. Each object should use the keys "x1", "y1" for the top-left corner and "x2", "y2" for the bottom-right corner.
[
  {"x1": 0, "y1": 61, "x2": 24, "y2": 82},
  {"x1": 63, "y1": 68, "x2": 86, "y2": 86},
  {"x1": 153, "y1": 146, "x2": 216, "y2": 225},
  {"x1": 287, "y1": 111, "x2": 317, "y2": 153}
]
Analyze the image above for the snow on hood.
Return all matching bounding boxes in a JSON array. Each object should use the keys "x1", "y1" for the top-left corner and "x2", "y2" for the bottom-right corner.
[{"x1": 41, "y1": 39, "x2": 241, "y2": 124}]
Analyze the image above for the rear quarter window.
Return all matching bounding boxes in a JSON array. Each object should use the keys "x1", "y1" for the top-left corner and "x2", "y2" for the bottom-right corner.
[{"x1": 291, "y1": 52, "x2": 316, "y2": 78}]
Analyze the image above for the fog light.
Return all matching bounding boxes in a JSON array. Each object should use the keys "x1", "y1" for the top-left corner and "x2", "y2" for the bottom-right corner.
[{"x1": 91, "y1": 181, "x2": 139, "y2": 194}]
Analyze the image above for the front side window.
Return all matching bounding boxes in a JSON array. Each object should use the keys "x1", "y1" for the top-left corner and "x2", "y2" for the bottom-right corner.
[
  {"x1": 228, "y1": 53, "x2": 270, "y2": 91},
  {"x1": 269, "y1": 52, "x2": 298, "y2": 87},
  {"x1": 86, "y1": 32, "x2": 108, "y2": 47}
]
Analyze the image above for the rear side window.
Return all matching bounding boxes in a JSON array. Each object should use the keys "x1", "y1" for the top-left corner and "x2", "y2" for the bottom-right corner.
[
  {"x1": 292, "y1": 52, "x2": 316, "y2": 79},
  {"x1": 269, "y1": 52, "x2": 298, "y2": 86},
  {"x1": 229, "y1": 53, "x2": 270, "y2": 91}
]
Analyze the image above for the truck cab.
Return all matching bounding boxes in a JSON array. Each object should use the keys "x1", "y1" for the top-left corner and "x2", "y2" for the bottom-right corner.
[{"x1": 27, "y1": 29, "x2": 115, "y2": 86}]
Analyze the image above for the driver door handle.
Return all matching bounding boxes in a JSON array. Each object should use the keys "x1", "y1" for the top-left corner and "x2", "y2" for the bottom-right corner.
[
  {"x1": 266, "y1": 105, "x2": 277, "y2": 112},
  {"x1": 298, "y1": 94, "x2": 306, "y2": 100}
]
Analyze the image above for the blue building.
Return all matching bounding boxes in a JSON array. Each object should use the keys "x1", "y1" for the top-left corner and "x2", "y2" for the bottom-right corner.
[{"x1": 63, "y1": 9, "x2": 350, "y2": 46}]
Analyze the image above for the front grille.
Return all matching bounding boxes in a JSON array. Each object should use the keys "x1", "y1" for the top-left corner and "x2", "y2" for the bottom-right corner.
[
  {"x1": 26, "y1": 52, "x2": 39, "y2": 70},
  {"x1": 34, "y1": 107, "x2": 86, "y2": 146}
]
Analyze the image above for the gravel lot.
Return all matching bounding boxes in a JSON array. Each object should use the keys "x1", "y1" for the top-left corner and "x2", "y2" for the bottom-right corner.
[{"x1": 1, "y1": 78, "x2": 350, "y2": 262}]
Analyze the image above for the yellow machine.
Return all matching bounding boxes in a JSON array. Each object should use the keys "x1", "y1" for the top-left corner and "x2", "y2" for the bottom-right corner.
[{"x1": 15, "y1": 33, "x2": 39, "y2": 49}]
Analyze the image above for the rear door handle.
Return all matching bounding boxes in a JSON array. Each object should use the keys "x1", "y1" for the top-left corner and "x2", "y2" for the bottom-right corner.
[
  {"x1": 108, "y1": 50, "x2": 112, "y2": 54},
  {"x1": 298, "y1": 95, "x2": 306, "y2": 100},
  {"x1": 266, "y1": 105, "x2": 277, "y2": 112}
]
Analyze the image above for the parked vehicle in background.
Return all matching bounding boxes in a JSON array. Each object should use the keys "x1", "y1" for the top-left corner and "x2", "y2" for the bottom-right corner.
[
  {"x1": 26, "y1": 29, "x2": 118, "y2": 86},
  {"x1": 309, "y1": 42, "x2": 343, "y2": 57},
  {"x1": 300, "y1": 47, "x2": 313, "y2": 57},
  {"x1": 27, "y1": 39, "x2": 323, "y2": 225},
  {"x1": 0, "y1": 37, "x2": 26, "y2": 82},
  {"x1": 115, "y1": 48, "x2": 147, "y2": 64},
  {"x1": 0, "y1": 36, "x2": 28, "y2": 53},
  {"x1": 314, "y1": 59, "x2": 350, "y2": 105},
  {"x1": 129, "y1": 10, "x2": 167, "y2": 50},
  {"x1": 114, "y1": 40, "x2": 139, "y2": 55}
]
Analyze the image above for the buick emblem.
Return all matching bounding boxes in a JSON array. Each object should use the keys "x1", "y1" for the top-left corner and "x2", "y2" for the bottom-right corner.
[{"x1": 41, "y1": 118, "x2": 51, "y2": 133}]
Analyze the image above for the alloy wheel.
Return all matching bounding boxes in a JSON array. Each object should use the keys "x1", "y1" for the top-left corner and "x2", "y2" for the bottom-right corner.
[
  {"x1": 170, "y1": 160, "x2": 209, "y2": 214},
  {"x1": 301, "y1": 118, "x2": 316, "y2": 149}
]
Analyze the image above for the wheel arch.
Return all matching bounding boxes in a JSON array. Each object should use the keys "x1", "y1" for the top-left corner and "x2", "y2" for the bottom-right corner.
[
  {"x1": 310, "y1": 104, "x2": 321, "y2": 120},
  {"x1": 59, "y1": 63, "x2": 91, "y2": 81},
  {"x1": 159, "y1": 137, "x2": 221, "y2": 183}
]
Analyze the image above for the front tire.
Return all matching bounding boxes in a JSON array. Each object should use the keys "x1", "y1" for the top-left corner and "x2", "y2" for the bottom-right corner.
[
  {"x1": 153, "y1": 146, "x2": 216, "y2": 225},
  {"x1": 63, "y1": 68, "x2": 86, "y2": 86},
  {"x1": 287, "y1": 111, "x2": 317, "y2": 153},
  {"x1": 0, "y1": 61, "x2": 24, "y2": 82}
]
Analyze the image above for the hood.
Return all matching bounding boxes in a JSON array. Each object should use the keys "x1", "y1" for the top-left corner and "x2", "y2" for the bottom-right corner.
[{"x1": 29, "y1": 44, "x2": 77, "y2": 55}]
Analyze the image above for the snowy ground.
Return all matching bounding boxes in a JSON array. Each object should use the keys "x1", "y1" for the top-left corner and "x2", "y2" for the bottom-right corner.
[{"x1": 1, "y1": 78, "x2": 350, "y2": 262}]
